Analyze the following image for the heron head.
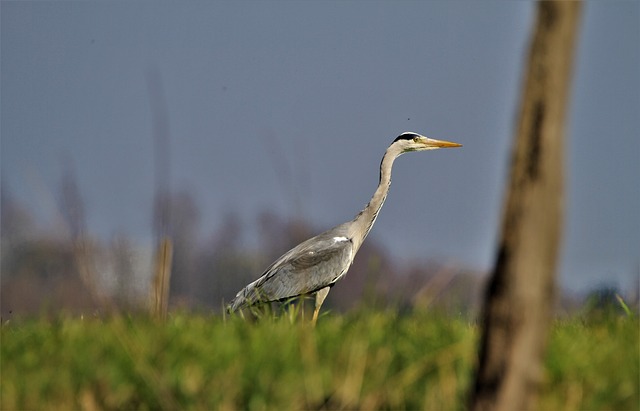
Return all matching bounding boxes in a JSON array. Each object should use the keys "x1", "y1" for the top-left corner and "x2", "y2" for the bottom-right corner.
[{"x1": 393, "y1": 132, "x2": 462, "y2": 153}]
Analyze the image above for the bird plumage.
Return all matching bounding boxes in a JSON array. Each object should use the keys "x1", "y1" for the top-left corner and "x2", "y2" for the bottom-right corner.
[
  {"x1": 227, "y1": 226, "x2": 354, "y2": 312},
  {"x1": 227, "y1": 132, "x2": 461, "y2": 322}
]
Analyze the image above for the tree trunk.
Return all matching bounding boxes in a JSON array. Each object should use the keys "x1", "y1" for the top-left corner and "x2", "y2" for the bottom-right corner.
[{"x1": 471, "y1": 2, "x2": 582, "y2": 410}]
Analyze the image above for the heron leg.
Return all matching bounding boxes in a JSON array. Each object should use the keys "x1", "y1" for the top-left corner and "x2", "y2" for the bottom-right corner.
[{"x1": 312, "y1": 286, "x2": 330, "y2": 326}]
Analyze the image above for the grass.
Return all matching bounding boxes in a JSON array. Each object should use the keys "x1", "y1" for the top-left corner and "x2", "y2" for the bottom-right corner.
[{"x1": 1, "y1": 309, "x2": 638, "y2": 410}]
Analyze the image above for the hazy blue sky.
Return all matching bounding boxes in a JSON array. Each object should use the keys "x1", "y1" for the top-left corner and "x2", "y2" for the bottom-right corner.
[{"x1": 2, "y1": 2, "x2": 638, "y2": 294}]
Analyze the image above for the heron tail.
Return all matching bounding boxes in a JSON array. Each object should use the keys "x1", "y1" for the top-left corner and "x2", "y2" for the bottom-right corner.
[
  {"x1": 226, "y1": 293, "x2": 247, "y2": 313},
  {"x1": 227, "y1": 282, "x2": 258, "y2": 313}
]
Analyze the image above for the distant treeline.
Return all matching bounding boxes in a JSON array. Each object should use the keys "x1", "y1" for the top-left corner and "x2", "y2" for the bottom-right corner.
[{"x1": 0, "y1": 180, "x2": 631, "y2": 319}]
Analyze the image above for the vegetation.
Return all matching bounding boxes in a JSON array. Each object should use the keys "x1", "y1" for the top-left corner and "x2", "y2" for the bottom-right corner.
[{"x1": 2, "y1": 310, "x2": 637, "y2": 410}]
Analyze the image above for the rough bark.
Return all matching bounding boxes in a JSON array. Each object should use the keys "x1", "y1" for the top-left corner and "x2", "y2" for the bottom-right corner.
[{"x1": 471, "y1": 2, "x2": 582, "y2": 410}]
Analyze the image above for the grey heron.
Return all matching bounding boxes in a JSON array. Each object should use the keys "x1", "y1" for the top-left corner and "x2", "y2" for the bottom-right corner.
[{"x1": 227, "y1": 132, "x2": 461, "y2": 323}]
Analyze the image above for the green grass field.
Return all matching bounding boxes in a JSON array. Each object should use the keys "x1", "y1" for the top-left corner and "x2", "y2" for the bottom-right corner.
[{"x1": 2, "y1": 310, "x2": 638, "y2": 410}]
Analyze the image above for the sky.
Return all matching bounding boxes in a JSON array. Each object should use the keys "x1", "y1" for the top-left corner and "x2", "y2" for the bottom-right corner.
[{"x1": 2, "y1": 2, "x2": 638, "y2": 295}]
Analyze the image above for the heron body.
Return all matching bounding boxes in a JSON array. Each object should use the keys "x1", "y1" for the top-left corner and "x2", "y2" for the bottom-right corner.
[{"x1": 227, "y1": 132, "x2": 461, "y2": 323}]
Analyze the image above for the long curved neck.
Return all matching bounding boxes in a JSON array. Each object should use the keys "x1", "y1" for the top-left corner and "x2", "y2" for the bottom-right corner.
[{"x1": 349, "y1": 145, "x2": 401, "y2": 252}]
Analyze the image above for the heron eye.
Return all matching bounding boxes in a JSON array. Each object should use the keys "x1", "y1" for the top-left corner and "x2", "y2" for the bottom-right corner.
[{"x1": 413, "y1": 136, "x2": 420, "y2": 143}]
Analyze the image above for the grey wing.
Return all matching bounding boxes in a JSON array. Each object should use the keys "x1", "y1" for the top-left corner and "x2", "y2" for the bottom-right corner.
[
  {"x1": 228, "y1": 236, "x2": 353, "y2": 311},
  {"x1": 263, "y1": 237, "x2": 354, "y2": 298}
]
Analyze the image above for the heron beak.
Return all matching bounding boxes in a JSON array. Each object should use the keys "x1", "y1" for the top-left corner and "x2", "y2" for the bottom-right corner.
[{"x1": 422, "y1": 137, "x2": 462, "y2": 149}]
